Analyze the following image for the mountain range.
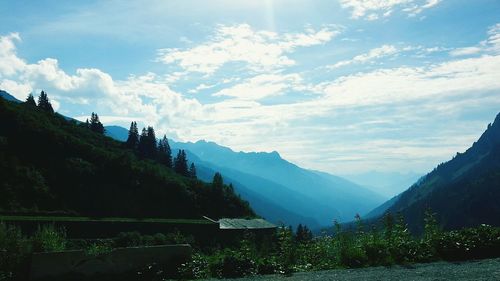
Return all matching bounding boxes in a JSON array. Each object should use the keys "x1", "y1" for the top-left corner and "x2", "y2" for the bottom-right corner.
[
  {"x1": 105, "y1": 125, "x2": 386, "y2": 228},
  {"x1": 3, "y1": 90, "x2": 499, "y2": 231},
  {"x1": 342, "y1": 171, "x2": 422, "y2": 198}
]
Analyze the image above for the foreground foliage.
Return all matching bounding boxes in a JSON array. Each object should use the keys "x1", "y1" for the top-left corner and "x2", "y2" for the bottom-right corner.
[
  {"x1": 1, "y1": 212, "x2": 500, "y2": 280},
  {"x1": 179, "y1": 213, "x2": 500, "y2": 279}
]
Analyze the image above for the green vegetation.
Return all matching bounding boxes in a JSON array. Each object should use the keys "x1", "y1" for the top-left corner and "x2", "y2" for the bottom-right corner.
[
  {"x1": 178, "y1": 213, "x2": 500, "y2": 279},
  {"x1": 31, "y1": 224, "x2": 66, "y2": 253},
  {"x1": 0, "y1": 91, "x2": 254, "y2": 220},
  {"x1": 0, "y1": 222, "x2": 197, "y2": 280}
]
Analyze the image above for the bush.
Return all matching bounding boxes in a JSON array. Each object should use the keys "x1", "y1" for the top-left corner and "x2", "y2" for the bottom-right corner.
[
  {"x1": 152, "y1": 233, "x2": 166, "y2": 245},
  {"x1": 277, "y1": 227, "x2": 295, "y2": 275},
  {"x1": 0, "y1": 223, "x2": 30, "y2": 275},
  {"x1": 177, "y1": 253, "x2": 210, "y2": 279},
  {"x1": 437, "y1": 224, "x2": 500, "y2": 261},
  {"x1": 85, "y1": 240, "x2": 113, "y2": 257},
  {"x1": 31, "y1": 224, "x2": 66, "y2": 253},
  {"x1": 362, "y1": 233, "x2": 392, "y2": 266},
  {"x1": 164, "y1": 230, "x2": 194, "y2": 245},
  {"x1": 208, "y1": 249, "x2": 257, "y2": 278},
  {"x1": 114, "y1": 231, "x2": 142, "y2": 247}
]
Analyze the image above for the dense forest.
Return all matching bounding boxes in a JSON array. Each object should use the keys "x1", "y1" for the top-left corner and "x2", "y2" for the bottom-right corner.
[{"x1": 0, "y1": 91, "x2": 254, "y2": 219}]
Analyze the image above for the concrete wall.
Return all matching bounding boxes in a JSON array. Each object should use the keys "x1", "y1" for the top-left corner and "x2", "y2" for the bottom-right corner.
[{"x1": 30, "y1": 244, "x2": 191, "y2": 280}]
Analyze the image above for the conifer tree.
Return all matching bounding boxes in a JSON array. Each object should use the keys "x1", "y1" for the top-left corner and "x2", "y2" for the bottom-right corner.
[
  {"x1": 212, "y1": 172, "x2": 223, "y2": 189},
  {"x1": 189, "y1": 163, "x2": 197, "y2": 179},
  {"x1": 138, "y1": 126, "x2": 157, "y2": 159},
  {"x1": 25, "y1": 93, "x2": 36, "y2": 107},
  {"x1": 174, "y1": 150, "x2": 189, "y2": 176},
  {"x1": 89, "y1": 112, "x2": 105, "y2": 134},
  {"x1": 157, "y1": 135, "x2": 172, "y2": 168},
  {"x1": 296, "y1": 224, "x2": 312, "y2": 242},
  {"x1": 125, "y1": 121, "x2": 139, "y2": 150},
  {"x1": 37, "y1": 91, "x2": 54, "y2": 113},
  {"x1": 138, "y1": 127, "x2": 149, "y2": 158}
]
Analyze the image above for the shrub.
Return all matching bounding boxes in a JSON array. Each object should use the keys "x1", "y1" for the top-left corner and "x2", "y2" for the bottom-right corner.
[
  {"x1": 437, "y1": 224, "x2": 500, "y2": 261},
  {"x1": 31, "y1": 224, "x2": 66, "y2": 252},
  {"x1": 276, "y1": 227, "x2": 296, "y2": 275},
  {"x1": 152, "y1": 233, "x2": 166, "y2": 245},
  {"x1": 114, "y1": 231, "x2": 142, "y2": 247},
  {"x1": 85, "y1": 240, "x2": 113, "y2": 257},
  {"x1": 164, "y1": 230, "x2": 194, "y2": 245},
  {"x1": 208, "y1": 249, "x2": 257, "y2": 278},
  {"x1": 0, "y1": 223, "x2": 30, "y2": 274},
  {"x1": 177, "y1": 253, "x2": 210, "y2": 279}
]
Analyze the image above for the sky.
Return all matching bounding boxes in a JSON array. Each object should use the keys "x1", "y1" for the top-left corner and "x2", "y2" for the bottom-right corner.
[{"x1": 1, "y1": 0, "x2": 500, "y2": 176}]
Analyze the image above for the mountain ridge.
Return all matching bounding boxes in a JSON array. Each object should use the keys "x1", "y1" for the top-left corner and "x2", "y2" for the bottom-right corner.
[
  {"x1": 104, "y1": 125, "x2": 385, "y2": 226},
  {"x1": 368, "y1": 112, "x2": 500, "y2": 231}
]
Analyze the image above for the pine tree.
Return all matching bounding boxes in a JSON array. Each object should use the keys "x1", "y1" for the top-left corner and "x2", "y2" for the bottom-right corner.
[
  {"x1": 25, "y1": 93, "x2": 36, "y2": 107},
  {"x1": 296, "y1": 224, "x2": 312, "y2": 243},
  {"x1": 125, "y1": 121, "x2": 139, "y2": 150},
  {"x1": 146, "y1": 126, "x2": 157, "y2": 159},
  {"x1": 212, "y1": 172, "x2": 223, "y2": 189},
  {"x1": 138, "y1": 126, "x2": 158, "y2": 159},
  {"x1": 157, "y1": 135, "x2": 172, "y2": 168},
  {"x1": 37, "y1": 91, "x2": 54, "y2": 113},
  {"x1": 146, "y1": 127, "x2": 157, "y2": 158},
  {"x1": 174, "y1": 150, "x2": 189, "y2": 176},
  {"x1": 189, "y1": 163, "x2": 197, "y2": 179},
  {"x1": 89, "y1": 112, "x2": 105, "y2": 134},
  {"x1": 138, "y1": 127, "x2": 148, "y2": 158}
]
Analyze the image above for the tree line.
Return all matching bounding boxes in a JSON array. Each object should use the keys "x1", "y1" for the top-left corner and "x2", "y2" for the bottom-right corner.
[
  {"x1": 124, "y1": 121, "x2": 197, "y2": 179},
  {"x1": 25, "y1": 90, "x2": 200, "y2": 179}
]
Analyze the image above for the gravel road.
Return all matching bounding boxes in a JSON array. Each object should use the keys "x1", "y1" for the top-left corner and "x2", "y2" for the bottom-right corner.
[{"x1": 209, "y1": 258, "x2": 500, "y2": 281}]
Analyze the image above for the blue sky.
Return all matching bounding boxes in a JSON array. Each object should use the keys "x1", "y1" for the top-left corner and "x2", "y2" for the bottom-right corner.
[{"x1": 1, "y1": 0, "x2": 500, "y2": 176}]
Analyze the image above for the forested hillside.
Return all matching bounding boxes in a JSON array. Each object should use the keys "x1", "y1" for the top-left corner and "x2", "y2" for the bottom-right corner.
[
  {"x1": 370, "y1": 112, "x2": 500, "y2": 232},
  {"x1": 0, "y1": 92, "x2": 254, "y2": 219}
]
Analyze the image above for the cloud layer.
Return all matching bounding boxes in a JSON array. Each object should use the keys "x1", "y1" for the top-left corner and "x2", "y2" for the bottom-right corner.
[
  {"x1": 1, "y1": 21, "x2": 499, "y2": 175},
  {"x1": 157, "y1": 24, "x2": 339, "y2": 74},
  {"x1": 339, "y1": 0, "x2": 441, "y2": 20}
]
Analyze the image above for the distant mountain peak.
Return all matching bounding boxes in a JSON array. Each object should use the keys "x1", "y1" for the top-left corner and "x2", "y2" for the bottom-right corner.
[{"x1": 0, "y1": 90, "x2": 21, "y2": 103}]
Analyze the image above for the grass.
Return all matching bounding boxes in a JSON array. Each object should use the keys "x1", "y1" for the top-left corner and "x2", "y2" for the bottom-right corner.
[{"x1": 0, "y1": 215, "x2": 211, "y2": 224}]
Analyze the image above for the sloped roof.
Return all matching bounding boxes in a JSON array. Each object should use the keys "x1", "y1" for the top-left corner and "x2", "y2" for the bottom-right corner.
[{"x1": 218, "y1": 218, "x2": 276, "y2": 230}]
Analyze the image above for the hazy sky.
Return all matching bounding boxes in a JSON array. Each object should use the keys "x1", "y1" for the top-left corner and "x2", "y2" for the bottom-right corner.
[{"x1": 1, "y1": 0, "x2": 499, "y2": 175}]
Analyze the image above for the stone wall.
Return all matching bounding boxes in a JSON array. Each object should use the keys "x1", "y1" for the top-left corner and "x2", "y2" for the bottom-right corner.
[{"x1": 30, "y1": 244, "x2": 191, "y2": 279}]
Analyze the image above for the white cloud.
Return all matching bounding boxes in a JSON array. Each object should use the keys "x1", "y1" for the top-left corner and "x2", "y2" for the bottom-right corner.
[
  {"x1": 0, "y1": 33, "x2": 202, "y2": 132},
  {"x1": 339, "y1": 0, "x2": 441, "y2": 20},
  {"x1": 0, "y1": 79, "x2": 32, "y2": 100},
  {"x1": 212, "y1": 73, "x2": 304, "y2": 101},
  {"x1": 486, "y1": 23, "x2": 500, "y2": 53},
  {"x1": 448, "y1": 23, "x2": 500, "y2": 57},
  {"x1": 449, "y1": 47, "x2": 482, "y2": 57},
  {"x1": 0, "y1": 33, "x2": 26, "y2": 76},
  {"x1": 320, "y1": 55, "x2": 500, "y2": 107},
  {"x1": 1, "y1": 23, "x2": 500, "y2": 175},
  {"x1": 329, "y1": 45, "x2": 398, "y2": 69},
  {"x1": 157, "y1": 24, "x2": 340, "y2": 74}
]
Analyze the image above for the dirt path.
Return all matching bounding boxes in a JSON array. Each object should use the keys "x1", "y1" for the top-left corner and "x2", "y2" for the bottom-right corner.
[{"x1": 212, "y1": 258, "x2": 500, "y2": 281}]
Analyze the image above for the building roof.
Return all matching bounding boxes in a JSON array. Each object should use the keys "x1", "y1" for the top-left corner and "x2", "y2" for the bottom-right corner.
[{"x1": 218, "y1": 218, "x2": 276, "y2": 230}]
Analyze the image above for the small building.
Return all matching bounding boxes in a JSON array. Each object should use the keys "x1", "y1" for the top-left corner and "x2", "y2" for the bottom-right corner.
[
  {"x1": 203, "y1": 217, "x2": 277, "y2": 244},
  {"x1": 218, "y1": 218, "x2": 277, "y2": 230}
]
